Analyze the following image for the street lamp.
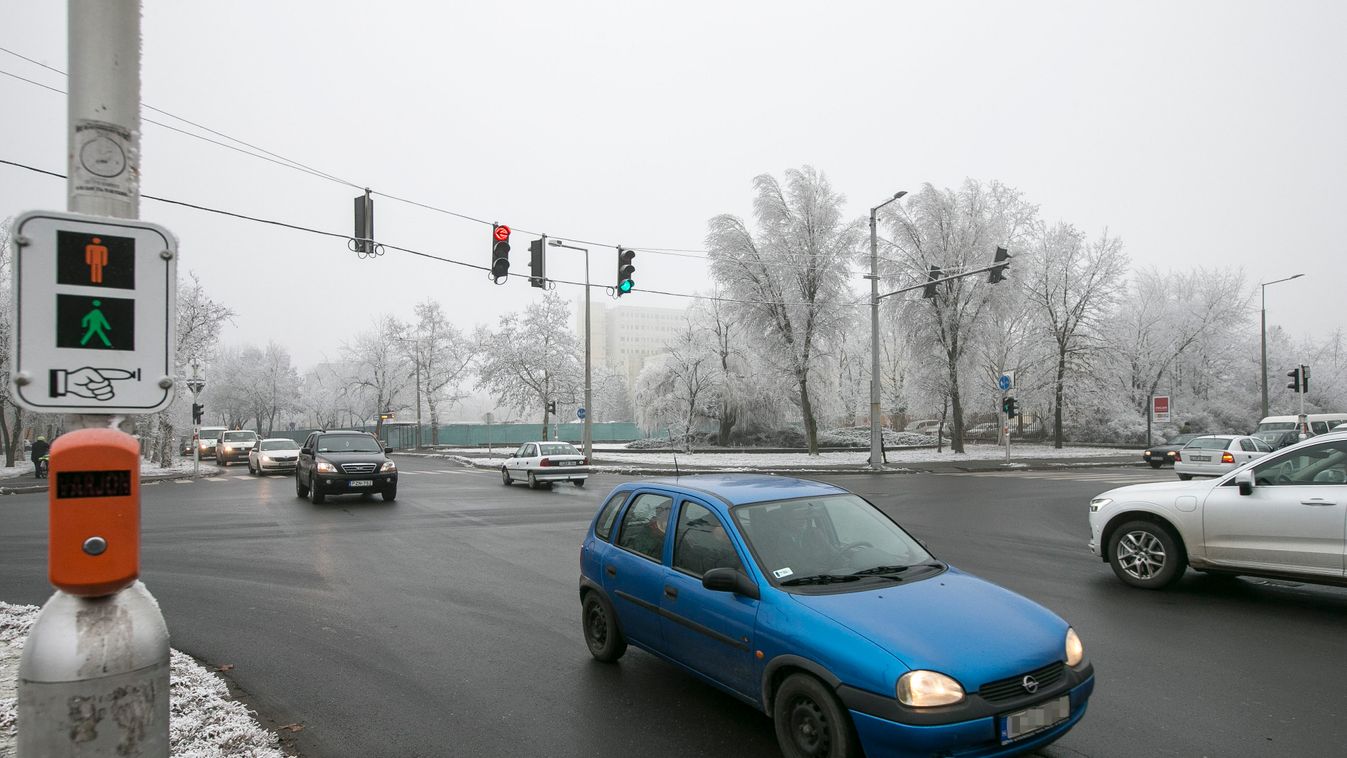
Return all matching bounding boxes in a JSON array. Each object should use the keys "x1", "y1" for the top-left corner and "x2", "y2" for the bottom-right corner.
[
  {"x1": 550, "y1": 239, "x2": 593, "y2": 461},
  {"x1": 395, "y1": 334, "x2": 423, "y2": 450},
  {"x1": 870, "y1": 190, "x2": 907, "y2": 471},
  {"x1": 1260, "y1": 273, "x2": 1304, "y2": 418}
]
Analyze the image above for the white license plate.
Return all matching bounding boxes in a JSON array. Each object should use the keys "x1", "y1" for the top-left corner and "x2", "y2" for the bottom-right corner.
[
  {"x1": 1000, "y1": 695, "x2": 1070, "y2": 743},
  {"x1": 558, "y1": 461, "x2": 576, "y2": 467},
  {"x1": 1190, "y1": 455, "x2": 1211, "y2": 462},
  {"x1": 348, "y1": 479, "x2": 373, "y2": 487}
]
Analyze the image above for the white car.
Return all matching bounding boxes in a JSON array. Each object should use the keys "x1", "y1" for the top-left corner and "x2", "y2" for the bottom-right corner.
[
  {"x1": 248, "y1": 438, "x2": 302, "y2": 475},
  {"x1": 501, "y1": 441, "x2": 589, "y2": 489},
  {"x1": 1173, "y1": 434, "x2": 1271, "y2": 480},
  {"x1": 216, "y1": 430, "x2": 259, "y2": 465},
  {"x1": 1088, "y1": 431, "x2": 1347, "y2": 590}
]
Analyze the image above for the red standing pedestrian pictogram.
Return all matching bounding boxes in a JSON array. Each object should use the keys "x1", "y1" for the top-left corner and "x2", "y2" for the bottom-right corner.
[{"x1": 85, "y1": 236, "x2": 109, "y2": 284}]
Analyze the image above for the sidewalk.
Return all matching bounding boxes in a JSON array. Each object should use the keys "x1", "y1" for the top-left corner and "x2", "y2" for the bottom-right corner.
[{"x1": 401, "y1": 444, "x2": 1143, "y2": 476}]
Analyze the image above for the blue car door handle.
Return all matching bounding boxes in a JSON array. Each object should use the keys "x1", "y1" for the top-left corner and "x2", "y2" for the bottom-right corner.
[
  {"x1": 605, "y1": 565, "x2": 617, "y2": 577},
  {"x1": 664, "y1": 585, "x2": 678, "y2": 599}
]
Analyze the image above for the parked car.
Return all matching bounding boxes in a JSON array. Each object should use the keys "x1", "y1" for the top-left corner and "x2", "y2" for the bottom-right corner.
[
  {"x1": 1173, "y1": 435, "x2": 1270, "y2": 480},
  {"x1": 248, "y1": 437, "x2": 302, "y2": 475},
  {"x1": 295, "y1": 430, "x2": 397, "y2": 504},
  {"x1": 1089, "y1": 432, "x2": 1347, "y2": 590},
  {"x1": 196, "y1": 425, "x2": 227, "y2": 459},
  {"x1": 216, "y1": 430, "x2": 260, "y2": 465},
  {"x1": 904, "y1": 419, "x2": 941, "y2": 434},
  {"x1": 1253, "y1": 429, "x2": 1302, "y2": 451},
  {"x1": 580, "y1": 474, "x2": 1094, "y2": 758},
  {"x1": 501, "y1": 441, "x2": 589, "y2": 489},
  {"x1": 966, "y1": 422, "x2": 1000, "y2": 440},
  {"x1": 1141, "y1": 433, "x2": 1201, "y2": 468}
]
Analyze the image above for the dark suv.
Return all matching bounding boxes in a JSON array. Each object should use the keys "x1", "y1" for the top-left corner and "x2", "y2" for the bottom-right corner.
[{"x1": 295, "y1": 431, "x2": 398, "y2": 504}]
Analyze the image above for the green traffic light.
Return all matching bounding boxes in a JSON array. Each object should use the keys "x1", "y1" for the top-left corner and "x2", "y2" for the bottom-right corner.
[{"x1": 620, "y1": 279, "x2": 634, "y2": 293}]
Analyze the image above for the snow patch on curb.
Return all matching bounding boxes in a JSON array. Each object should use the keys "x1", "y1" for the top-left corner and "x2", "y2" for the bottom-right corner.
[{"x1": 1, "y1": 602, "x2": 285, "y2": 758}]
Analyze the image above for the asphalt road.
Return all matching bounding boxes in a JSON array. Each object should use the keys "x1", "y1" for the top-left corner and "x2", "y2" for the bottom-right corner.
[{"x1": 3, "y1": 460, "x2": 1345, "y2": 757}]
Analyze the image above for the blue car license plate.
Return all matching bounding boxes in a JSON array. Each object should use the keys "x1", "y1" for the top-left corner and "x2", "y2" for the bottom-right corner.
[
  {"x1": 1000, "y1": 695, "x2": 1070, "y2": 743},
  {"x1": 348, "y1": 480, "x2": 373, "y2": 487}
]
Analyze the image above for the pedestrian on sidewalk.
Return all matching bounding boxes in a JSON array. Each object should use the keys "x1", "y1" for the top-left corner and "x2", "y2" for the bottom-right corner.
[{"x1": 30, "y1": 435, "x2": 50, "y2": 471}]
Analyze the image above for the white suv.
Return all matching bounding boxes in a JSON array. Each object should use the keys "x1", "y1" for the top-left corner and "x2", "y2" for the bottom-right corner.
[{"x1": 1088, "y1": 432, "x2": 1347, "y2": 589}]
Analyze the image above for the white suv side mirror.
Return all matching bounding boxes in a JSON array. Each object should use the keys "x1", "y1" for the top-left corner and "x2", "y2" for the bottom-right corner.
[{"x1": 1234, "y1": 470, "x2": 1255, "y2": 496}]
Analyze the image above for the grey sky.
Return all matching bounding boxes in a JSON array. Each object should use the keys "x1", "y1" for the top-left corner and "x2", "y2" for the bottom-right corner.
[{"x1": 2, "y1": 0, "x2": 1343, "y2": 368}]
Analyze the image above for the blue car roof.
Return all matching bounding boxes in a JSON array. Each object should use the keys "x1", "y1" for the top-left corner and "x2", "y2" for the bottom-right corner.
[{"x1": 634, "y1": 474, "x2": 848, "y2": 507}]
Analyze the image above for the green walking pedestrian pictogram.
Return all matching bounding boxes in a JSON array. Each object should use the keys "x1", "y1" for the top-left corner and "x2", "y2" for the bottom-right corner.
[{"x1": 80, "y1": 299, "x2": 113, "y2": 347}]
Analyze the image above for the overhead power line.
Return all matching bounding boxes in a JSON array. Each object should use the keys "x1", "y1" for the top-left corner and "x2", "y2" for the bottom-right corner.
[{"x1": 1, "y1": 158, "x2": 871, "y2": 309}]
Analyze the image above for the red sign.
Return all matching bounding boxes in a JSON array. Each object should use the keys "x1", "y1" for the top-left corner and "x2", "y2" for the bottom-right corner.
[
  {"x1": 1152, "y1": 396, "x2": 1171, "y2": 422},
  {"x1": 493, "y1": 225, "x2": 511, "y2": 241}
]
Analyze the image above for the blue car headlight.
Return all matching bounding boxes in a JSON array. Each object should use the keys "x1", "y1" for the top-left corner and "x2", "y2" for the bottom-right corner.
[
  {"x1": 1066, "y1": 627, "x2": 1085, "y2": 667},
  {"x1": 897, "y1": 670, "x2": 965, "y2": 707}
]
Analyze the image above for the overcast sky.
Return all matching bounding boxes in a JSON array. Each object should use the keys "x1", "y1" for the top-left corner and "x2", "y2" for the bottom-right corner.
[{"x1": 2, "y1": 0, "x2": 1343, "y2": 369}]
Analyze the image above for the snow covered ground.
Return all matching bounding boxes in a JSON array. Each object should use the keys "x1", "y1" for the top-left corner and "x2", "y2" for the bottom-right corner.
[
  {"x1": 0, "y1": 458, "x2": 220, "y2": 481},
  {"x1": 0, "y1": 602, "x2": 285, "y2": 758},
  {"x1": 425, "y1": 444, "x2": 1135, "y2": 470}
]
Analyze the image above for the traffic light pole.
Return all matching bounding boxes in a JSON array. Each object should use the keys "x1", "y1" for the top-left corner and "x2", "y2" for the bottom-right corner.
[
  {"x1": 550, "y1": 241, "x2": 593, "y2": 460},
  {"x1": 868, "y1": 192, "x2": 906, "y2": 471},
  {"x1": 19, "y1": 3, "x2": 171, "y2": 756}
]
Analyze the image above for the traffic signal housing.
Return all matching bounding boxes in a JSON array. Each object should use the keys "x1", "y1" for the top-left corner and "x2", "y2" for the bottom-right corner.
[
  {"x1": 617, "y1": 248, "x2": 636, "y2": 296},
  {"x1": 491, "y1": 224, "x2": 511, "y2": 283},
  {"x1": 988, "y1": 246, "x2": 1011, "y2": 284},
  {"x1": 922, "y1": 265, "x2": 942, "y2": 299},
  {"x1": 191, "y1": 403, "x2": 203, "y2": 424},
  {"x1": 529, "y1": 237, "x2": 547, "y2": 288},
  {"x1": 1301, "y1": 365, "x2": 1310, "y2": 393},
  {"x1": 1002, "y1": 397, "x2": 1019, "y2": 418},
  {"x1": 547, "y1": 400, "x2": 557, "y2": 414},
  {"x1": 1287, "y1": 367, "x2": 1302, "y2": 393}
]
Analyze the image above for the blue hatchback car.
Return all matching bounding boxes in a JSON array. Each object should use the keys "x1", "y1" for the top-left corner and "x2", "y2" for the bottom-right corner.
[{"x1": 578, "y1": 475, "x2": 1094, "y2": 758}]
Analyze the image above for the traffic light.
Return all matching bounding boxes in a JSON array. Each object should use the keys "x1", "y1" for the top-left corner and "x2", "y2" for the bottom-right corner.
[
  {"x1": 529, "y1": 237, "x2": 547, "y2": 288},
  {"x1": 1002, "y1": 397, "x2": 1018, "y2": 418},
  {"x1": 353, "y1": 191, "x2": 374, "y2": 254},
  {"x1": 547, "y1": 400, "x2": 557, "y2": 414},
  {"x1": 922, "y1": 265, "x2": 942, "y2": 299},
  {"x1": 1301, "y1": 365, "x2": 1310, "y2": 393},
  {"x1": 617, "y1": 247, "x2": 636, "y2": 296},
  {"x1": 1287, "y1": 367, "x2": 1302, "y2": 393},
  {"x1": 490, "y1": 224, "x2": 511, "y2": 283},
  {"x1": 191, "y1": 402, "x2": 203, "y2": 424},
  {"x1": 988, "y1": 246, "x2": 1012, "y2": 284}
]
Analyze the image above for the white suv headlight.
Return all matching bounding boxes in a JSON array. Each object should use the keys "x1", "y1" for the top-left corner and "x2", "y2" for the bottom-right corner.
[
  {"x1": 1066, "y1": 627, "x2": 1085, "y2": 667},
  {"x1": 1089, "y1": 497, "x2": 1112, "y2": 513},
  {"x1": 897, "y1": 670, "x2": 965, "y2": 707}
]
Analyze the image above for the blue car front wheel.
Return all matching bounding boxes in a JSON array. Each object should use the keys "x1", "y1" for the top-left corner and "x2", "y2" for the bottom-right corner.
[{"x1": 773, "y1": 673, "x2": 859, "y2": 758}]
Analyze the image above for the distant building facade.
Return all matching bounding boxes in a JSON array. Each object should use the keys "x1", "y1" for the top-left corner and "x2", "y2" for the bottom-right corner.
[{"x1": 575, "y1": 299, "x2": 687, "y2": 388}]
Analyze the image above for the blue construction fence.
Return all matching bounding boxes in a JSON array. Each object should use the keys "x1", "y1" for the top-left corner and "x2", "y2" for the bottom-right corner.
[{"x1": 265, "y1": 422, "x2": 643, "y2": 450}]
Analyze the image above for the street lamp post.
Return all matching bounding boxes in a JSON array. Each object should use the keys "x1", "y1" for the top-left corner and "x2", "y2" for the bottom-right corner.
[
  {"x1": 1260, "y1": 273, "x2": 1304, "y2": 418},
  {"x1": 869, "y1": 191, "x2": 907, "y2": 471},
  {"x1": 186, "y1": 358, "x2": 204, "y2": 478},
  {"x1": 550, "y1": 240, "x2": 593, "y2": 461}
]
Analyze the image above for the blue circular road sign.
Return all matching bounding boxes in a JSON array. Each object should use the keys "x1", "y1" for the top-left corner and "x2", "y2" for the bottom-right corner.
[
  {"x1": 998, "y1": 375, "x2": 1011, "y2": 391},
  {"x1": 577, "y1": 407, "x2": 586, "y2": 420}
]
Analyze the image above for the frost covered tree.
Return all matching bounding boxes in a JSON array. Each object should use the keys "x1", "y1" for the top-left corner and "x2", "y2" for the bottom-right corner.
[
  {"x1": 1024, "y1": 224, "x2": 1127, "y2": 447},
  {"x1": 883, "y1": 180, "x2": 1038, "y2": 452},
  {"x1": 342, "y1": 315, "x2": 412, "y2": 439},
  {"x1": 708, "y1": 167, "x2": 862, "y2": 455},
  {"x1": 0, "y1": 218, "x2": 28, "y2": 466},
  {"x1": 403, "y1": 300, "x2": 477, "y2": 444},
  {"x1": 475, "y1": 292, "x2": 581, "y2": 430}
]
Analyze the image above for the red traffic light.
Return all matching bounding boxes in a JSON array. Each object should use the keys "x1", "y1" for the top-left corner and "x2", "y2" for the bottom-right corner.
[{"x1": 494, "y1": 225, "x2": 511, "y2": 242}]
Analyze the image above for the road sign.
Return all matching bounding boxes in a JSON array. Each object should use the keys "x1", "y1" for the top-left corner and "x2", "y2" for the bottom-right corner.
[
  {"x1": 1152, "y1": 395, "x2": 1171, "y2": 423},
  {"x1": 9, "y1": 211, "x2": 177, "y2": 414},
  {"x1": 998, "y1": 371, "x2": 1015, "y2": 392},
  {"x1": 577, "y1": 407, "x2": 586, "y2": 420}
]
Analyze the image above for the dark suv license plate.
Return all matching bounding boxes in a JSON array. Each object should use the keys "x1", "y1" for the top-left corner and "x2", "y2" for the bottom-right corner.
[
  {"x1": 1000, "y1": 695, "x2": 1070, "y2": 743},
  {"x1": 348, "y1": 479, "x2": 373, "y2": 487}
]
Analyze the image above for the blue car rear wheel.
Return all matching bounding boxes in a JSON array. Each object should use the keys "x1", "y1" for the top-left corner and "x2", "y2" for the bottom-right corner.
[{"x1": 773, "y1": 673, "x2": 858, "y2": 758}]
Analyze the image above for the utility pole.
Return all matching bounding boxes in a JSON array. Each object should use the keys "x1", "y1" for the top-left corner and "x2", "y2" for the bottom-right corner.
[
  {"x1": 188, "y1": 358, "x2": 204, "y2": 478},
  {"x1": 868, "y1": 191, "x2": 906, "y2": 471},
  {"x1": 17, "y1": 3, "x2": 170, "y2": 756},
  {"x1": 1259, "y1": 273, "x2": 1304, "y2": 418},
  {"x1": 550, "y1": 240, "x2": 593, "y2": 461}
]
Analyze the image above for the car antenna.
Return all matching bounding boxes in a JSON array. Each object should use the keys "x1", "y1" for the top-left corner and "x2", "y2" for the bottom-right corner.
[{"x1": 673, "y1": 453, "x2": 680, "y2": 477}]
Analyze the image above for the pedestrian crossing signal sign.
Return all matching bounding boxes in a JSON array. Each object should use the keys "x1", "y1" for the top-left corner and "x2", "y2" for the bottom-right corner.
[{"x1": 56, "y1": 294, "x2": 135, "y2": 350}]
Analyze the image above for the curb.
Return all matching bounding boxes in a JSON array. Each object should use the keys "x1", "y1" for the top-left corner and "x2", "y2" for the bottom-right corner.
[
  {"x1": 1, "y1": 468, "x2": 225, "y2": 496},
  {"x1": 392, "y1": 451, "x2": 1146, "y2": 477}
]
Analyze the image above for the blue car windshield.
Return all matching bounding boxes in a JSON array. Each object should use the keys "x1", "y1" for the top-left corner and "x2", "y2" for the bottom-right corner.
[{"x1": 732, "y1": 495, "x2": 932, "y2": 585}]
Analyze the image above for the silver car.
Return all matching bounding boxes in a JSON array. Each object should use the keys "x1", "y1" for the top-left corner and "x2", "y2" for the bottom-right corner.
[
  {"x1": 248, "y1": 437, "x2": 302, "y2": 475},
  {"x1": 1173, "y1": 434, "x2": 1270, "y2": 480},
  {"x1": 1088, "y1": 431, "x2": 1347, "y2": 589},
  {"x1": 501, "y1": 441, "x2": 589, "y2": 489},
  {"x1": 216, "y1": 430, "x2": 259, "y2": 465}
]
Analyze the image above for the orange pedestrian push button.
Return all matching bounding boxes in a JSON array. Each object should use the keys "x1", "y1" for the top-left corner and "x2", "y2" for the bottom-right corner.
[{"x1": 48, "y1": 428, "x2": 140, "y2": 597}]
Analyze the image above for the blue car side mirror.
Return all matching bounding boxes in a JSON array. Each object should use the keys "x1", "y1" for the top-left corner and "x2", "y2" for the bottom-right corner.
[{"x1": 702, "y1": 568, "x2": 760, "y2": 600}]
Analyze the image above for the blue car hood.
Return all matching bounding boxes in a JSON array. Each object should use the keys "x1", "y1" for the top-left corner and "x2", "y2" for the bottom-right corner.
[{"x1": 789, "y1": 567, "x2": 1067, "y2": 690}]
